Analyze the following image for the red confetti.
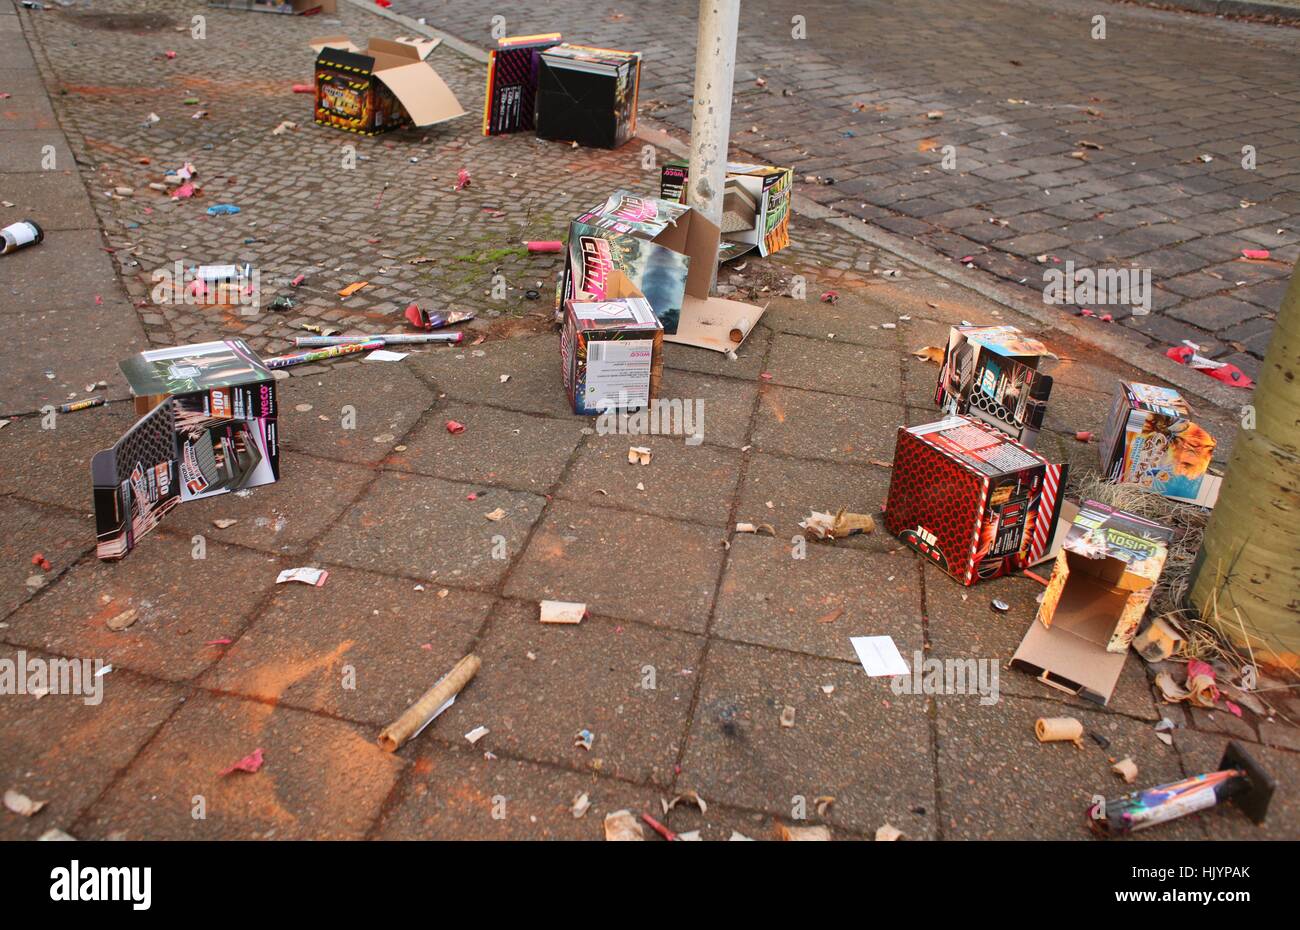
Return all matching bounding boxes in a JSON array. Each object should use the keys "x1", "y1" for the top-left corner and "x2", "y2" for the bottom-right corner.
[
  {"x1": 454, "y1": 168, "x2": 471, "y2": 191},
  {"x1": 204, "y1": 638, "x2": 233, "y2": 646},
  {"x1": 220, "y1": 748, "x2": 264, "y2": 776},
  {"x1": 1074, "y1": 431, "x2": 1093, "y2": 443},
  {"x1": 1241, "y1": 249, "x2": 1270, "y2": 261},
  {"x1": 446, "y1": 420, "x2": 466, "y2": 434},
  {"x1": 819, "y1": 290, "x2": 839, "y2": 304},
  {"x1": 31, "y1": 553, "x2": 51, "y2": 571}
]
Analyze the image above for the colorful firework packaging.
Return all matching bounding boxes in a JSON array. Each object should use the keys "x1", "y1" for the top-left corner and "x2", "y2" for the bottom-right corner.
[
  {"x1": 482, "y1": 33, "x2": 561, "y2": 135},
  {"x1": 1012, "y1": 500, "x2": 1172, "y2": 705},
  {"x1": 883, "y1": 415, "x2": 1068, "y2": 586},
  {"x1": 536, "y1": 44, "x2": 641, "y2": 149},
  {"x1": 92, "y1": 340, "x2": 280, "y2": 561},
  {"x1": 309, "y1": 35, "x2": 464, "y2": 136},
  {"x1": 934, "y1": 324, "x2": 1056, "y2": 448},
  {"x1": 561, "y1": 289, "x2": 663, "y2": 415},
  {"x1": 1090, "y1": 742, "x2": 1274, "y2": 836},
  {"x1": 660, "y1": 160, "x2": 794, "y2": 262},
  {"x1": 1099, "y1": 381, "x2": 1221, "y2": 507}
]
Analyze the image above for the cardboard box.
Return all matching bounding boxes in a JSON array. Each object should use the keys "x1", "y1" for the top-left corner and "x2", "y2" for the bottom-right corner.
[
  {"x1": 560, "y1": 190, "x2": 765, "y2": 352},
  {"x1": 935, "y1": 325, "x2": 1055, "y2": 448},
  {"x1": 561, "y1": 287, "x2": 664, "y2": 415},
  {"x1": 1012, "y1": 500, "x2": 1173, "y2": 705},
  {"x1": 884, "y1": 415, "x2": 1069, "y2": 586},
  {"x1": 209, "y1": 0, "x2": 336, "y2": 13},
  {"x1": 93, "y1": 340, "x2": 280, "y2": 560},
  {"x1": 483, "y1": 34, "x2": 561, "y2": 135},
  {"x1": 536, "y1": 44, "x2": 641, "y2": 149},
  {"x1": 310, "y1": 36, "x2": 465, "y2": 136},
  {"x1": 660, "y1": 160, "x2": 794, "y2": 262},
  {"x1": 1099, "y1": 382, "x2": 1220, "y2": 507}
]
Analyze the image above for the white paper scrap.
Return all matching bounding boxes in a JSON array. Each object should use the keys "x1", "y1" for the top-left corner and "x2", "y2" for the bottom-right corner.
[{"x1": 849, "y1": 636, "x2": 909, "y2": 677}]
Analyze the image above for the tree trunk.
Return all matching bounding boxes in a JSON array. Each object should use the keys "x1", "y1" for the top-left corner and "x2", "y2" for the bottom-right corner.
[{"x1": 1189, "y1": 257, "x2": 1300, "y2": 672}]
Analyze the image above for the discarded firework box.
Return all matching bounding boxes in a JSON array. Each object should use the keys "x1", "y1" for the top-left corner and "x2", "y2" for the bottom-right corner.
[
  {"x1": 1089, "y1": 741, "x2": 1274, "y2": 836},
  {"x1": 208, "y1": 0, "x2": 336, "y2": 13},
  {"x1": 934, "y1": 325, "x2": 1055, "y2": 448},
  {"x1": 561, "y1": 278, "x2": 664, "y2": 415},
  {"x1": 883, "y1": 415, "x2": 1068, "y2": 586},
  {"x1": 1098, "y1": 381, "x2": 1221, "y2": 507},
  {"x1": 536, "y1": 44, "x2": 641, "y2": 149},
  {"x1": 483, "y1": 33, "x2": 561, "y2": 135},
  {"x1": 92, "y1": 340, "x2": 280, "y2": 560},
  {"x1": 660, "y1": 160, "x2": 794, "y2": 263},
  {"x1": 561, "y1": 190, "x2": 765, "y2": 352},
  {"x1": 309, "y1": 36, "x2": 464, "y2": 136},
  {"x1": 1011, "y1": 500, "x2": 1172, "y2": 705}
]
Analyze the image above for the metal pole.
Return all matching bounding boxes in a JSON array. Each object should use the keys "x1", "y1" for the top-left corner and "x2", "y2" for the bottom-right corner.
[{"x1": 687, "y1": 0, "x2": 740, "y2": 288}]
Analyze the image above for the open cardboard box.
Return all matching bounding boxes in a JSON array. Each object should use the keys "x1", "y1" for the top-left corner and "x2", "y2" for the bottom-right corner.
[
  {"x1": 310, "y1": 35, "x2": 464, "y2": 135},
  {"x1": 1099, "y1": 381, "x2": 1221, "y2": 508},
  {"x1": 562, "y1": 191, "x2": 766, "y2": 353},
  {"x1": 660, "y1": 160, "x2": 794, "y2": 263},
  {"x1": 1012, "y1": 500, "x2": 1172, "y2": 705},
  {"x1": 935, "y1": 324, "x2": 1055, "y2": 448}
]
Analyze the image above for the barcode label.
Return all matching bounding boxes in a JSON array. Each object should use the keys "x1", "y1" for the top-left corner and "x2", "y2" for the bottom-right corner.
[{"x1": 588, "y1": 341, "x2": 604, "y2": 363}]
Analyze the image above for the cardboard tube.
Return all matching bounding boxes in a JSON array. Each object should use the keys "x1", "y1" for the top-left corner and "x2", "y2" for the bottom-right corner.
[
  {"x1": 1035, "y1": 716, "x2": 1083, "y2": 745},
  {"x1": 378, "y1": 654, "x2": 481, "y2": 752}
]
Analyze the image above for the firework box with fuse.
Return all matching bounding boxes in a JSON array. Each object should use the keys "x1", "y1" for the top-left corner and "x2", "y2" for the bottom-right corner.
[
  {"x1": 560, "y1": 190, "x2": 765, "y2": 352},
  {"x1": 536, "y1": 44, "x2": 641, "y2": 149},
  {"x1": 483, "y1": 33, "x2": 562, "y2": 135},
  {"x1": 91, "y1": 341, "x2": 280, "y2": 561},
  {"x1": 934, "y1": 324, "x2": 1055, "y2": 448},
  {"x1": 659, "y1": 160, "x2": 794, "y2": 263},
  {"x1": 1012, "y1": 500, "x2": 1173, "y2": 705},
  {"x1": 560, "y1": 279, "x2": 664, "y2": 415},
  {"x1": 883, "y1": 415, "x2": 1069, "y2": 586},
  {"x1": 1098, "y1": 381, "x2": 1221, "y2": 507},
  {"x1": 309, "y1": 35, "x2": 464, "y2": 136}
]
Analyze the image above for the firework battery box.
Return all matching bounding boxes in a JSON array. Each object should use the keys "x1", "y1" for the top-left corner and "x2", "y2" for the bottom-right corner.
[
  {"x1": 208, "y1": 0, "x2": 336, "y2": 13},
  {"x1": 934, "y1": 325, "x2": 1055, "y2": 448},
  {"x1": 1099, "y1": 381, "x2": 1221, "y2": 507},
  {"x1": 561, "y1": 284, "x2": 664, "y2": 415},
  {"x1": 535, "y1": 44, "x2": 641, "y2": 149},
  {"x1": 1012, "y1": 500, "x2": 1173, "y2": 705},
  {"x1": 660, "y1": 160, "x2": 793, "y2": 263},
  {"x1": 309, "y1": 35, "x2": 465, "y2": 136},
  {"x1": 560, "y1": 190, "x2": 765, "y2": 352},
  {"x1": 884, "y1": 416, "x2": 1068, "y2": 586},
  {"x1": 92, "y1": 340, "x2": 280, "y2": 561},
  {"x1": 483, "y1": 33, "x2": 561, "y2": 135}
]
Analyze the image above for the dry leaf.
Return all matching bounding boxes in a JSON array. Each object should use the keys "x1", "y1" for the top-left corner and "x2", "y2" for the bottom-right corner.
[
  {"x1": 4, "y1": 790, "x2": 46, "y2": 817},
  {"x1": 911, "y1": 346, "x2": 944, "y2": 364}
]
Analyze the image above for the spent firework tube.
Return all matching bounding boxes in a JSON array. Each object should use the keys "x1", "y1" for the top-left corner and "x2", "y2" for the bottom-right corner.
[
  {"x1": 294, "y1": 332, "x2": 464, "y2": 347},
  {"x1": 405, "y1": 303, "x2": 476, "y2": 331},
  {"x1": 1089, "y1": 768, "x2": 1250, "y2": 836},
  {"x1": 56, "y1": 396, "x2": 106, "y2": 414},
  {"x1": 264, "y1": 340, "x2": 384, "y2": 369},
  {"x1": 525, "y1": 240, "x2": 564, "y2": 254}
]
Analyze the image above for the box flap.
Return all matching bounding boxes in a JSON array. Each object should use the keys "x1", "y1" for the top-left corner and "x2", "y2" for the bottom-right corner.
[
  {"x1": 310, "y1": 35, "x2": 359, "y2": 54},
  {"x1": 392, "y1": 36, "x2": 442, "y2": 60},
  {"x1": 682, "y1": 211, "x2": 722, "y2": 300},
  {"x1": 373, "y1": 61, "x2": 467, "y2": 127},
  {"x1": 1012, "y1": 614, "x2": 1128, "y2": 705},
  {"x1": 667, "y1": 294, "x2": 766, "y2": 352}
]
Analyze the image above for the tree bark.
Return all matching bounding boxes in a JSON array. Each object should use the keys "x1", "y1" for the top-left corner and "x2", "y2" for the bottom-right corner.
[{"x1": 1189, "y1": 257, "x2": 1300, "y2": 672}]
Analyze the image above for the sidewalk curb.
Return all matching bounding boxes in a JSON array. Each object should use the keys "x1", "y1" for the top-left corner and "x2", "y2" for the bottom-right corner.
[
  {"x1": 346, "y1": 0, "x2": 1251, "y2": 413},
  {"x1": 1124, "y1": 0, "x2": 1300, "y2": 23}
]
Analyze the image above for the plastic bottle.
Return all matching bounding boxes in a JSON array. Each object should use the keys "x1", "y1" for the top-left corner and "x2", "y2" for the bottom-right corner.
[{"x1": 1, "y1": 219, "x2": 44, "y2": 255}]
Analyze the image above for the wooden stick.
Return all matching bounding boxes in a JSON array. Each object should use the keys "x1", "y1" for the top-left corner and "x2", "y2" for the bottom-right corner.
[{"x1": 378, "y1": 654, "x2": 481, "y2": 752}]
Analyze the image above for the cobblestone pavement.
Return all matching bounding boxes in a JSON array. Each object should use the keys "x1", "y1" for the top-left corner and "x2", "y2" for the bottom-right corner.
[
  {"x1": 0, "y1": 0, "x2": 1296, "y2": 841},
  {"x1": 395, "y1": 0, "x2": 1300, "y2": 382}
]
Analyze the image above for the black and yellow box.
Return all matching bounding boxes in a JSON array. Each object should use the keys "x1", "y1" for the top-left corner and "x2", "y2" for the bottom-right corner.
[{"x1": 310, "y1": 36, "x2": 465, "y2": 136}]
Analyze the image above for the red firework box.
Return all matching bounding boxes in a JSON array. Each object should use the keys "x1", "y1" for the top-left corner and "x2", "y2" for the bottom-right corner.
[{"x1": 884, "y1": 415, "x2": 1069, "y2": 586}]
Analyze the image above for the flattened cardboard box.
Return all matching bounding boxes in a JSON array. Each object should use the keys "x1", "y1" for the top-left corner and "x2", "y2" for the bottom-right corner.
[
  {"x1": 660, "y1": 160, "x2": 793, "y2": 263},
  {"x1": 561, "y1": 190, "x2": 765, "y2": 352},
  {"x1": 483, "y1": 33, "x2": 561, "y2": 135},
  {"x1": 560, "y1": 284, "x2": 663, "y2": 415},
  {"x1": 310, "y1": 35, "x2": 464, "y2": 136},
  {"x1": 935, "y1": 325, "x2": 1055, "y2": 448},
  {"x1": 1012, "y1": 500, "x2": 1172, "y2": 705},
  {"x1": 1099, "y1": 381, "x2": 1220, "y2": 507},
  {"x1": 884, "y1": 415, "x2": 1068, "y2": 586},
  {"x1": 93, "y1": 340, "x2": 280, "y2": 561}
]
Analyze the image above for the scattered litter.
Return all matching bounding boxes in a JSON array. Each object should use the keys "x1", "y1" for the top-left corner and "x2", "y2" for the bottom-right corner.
[
  {"x1": 776, "y1": 823, "x2": 830, "y2": 841},
  {"x1": 1074, "y1": 430, "x2": 1093, "y2": 442},
  {"x1": 603, "y1": 809, "x2": 644, "y2": 841},
  {"x1": 276, "y1": 567, "x2": 329, "y2": 587},
  {"x1": 38, "y1": 829, "x2": 76, "y2": 841},
  {"x1": 3, "y1": 790, "x2": 46, "y2": 817},
  {"x1": 1133, "y1": 616, "x2": 1187, "y2": 662},
  {"x1": 662, "y1": 790, "x2": 707, "y2": 815},
  {"x1": 926, "y1": 110, "x2": 943, "y2": 120},
  {"x1": 105, "y1": 608, "x2": 139, "y2": 632},
  {"x1": 1166, "y1": 344, "x2": 1254, "y2": 389},
  {"x1": 850, "y1": 636, "x2": 909, "y2": 677},
  {"x1": 31, "y1": 553, "x2": 51, "y2": 572},
  {"x1": 800, "y1": 508, "x2": 875, "y2": 540},
  {"x1": 455, "y1": 168, "x2": 472, "y2": 190},
  {"x1": 220, "y1": 748, "x2": 265, "y2": 776},
  {"x1": 735, "y1": 522, "x2": 776, "y2": 536},
  {"x1": 464, "y1": 725, "x2": 490, "y2": 745},
  {"x1": 540, "y1": 600, "x2": 587, "y2": 625},
  {"x1": 337, "y1": 281, "x2": 369, "y2": 298},
  {"x1": 641, "y1": 813, "x2": 678, "y2": 841},
  {"x1": 729, "y1": 830, "x2": 753, "y2": 841},
  {"x1": 405, "y1": 304, "x2": 475, "y2": 331},
  {"x1": 364, "y1": 349, "x2": 408, "y2": 363},
  {"x1": 990, "y1": 598, "x2": 1009, "y2": 613},
  {"x1": 525, "y1": 240, "x2": 564, "y2": 253},
  {"x1": 378, "y1": 654, "x2": 481, "y2": 752},
  {"x1": 484, "y1": 508, "x2": 506, "y2": 521},
  {"x1": 1034, "y1": 716, "x2": 1083, "y2": 748},
  {"x1": 875, "y1": 823, "x2": 904, "y2": 841},
  {"x1": 911, "y1": 346, "x2": 944, "y2": 364},
  {"x1": 445, "y1": 420, "x2": 466, "y2": 434},
  {"x1": 573, "y1": 729, "x2": 595, "y2": 751},
  {"x1": 779, "y1": 705, "x2": 796, "y2": 728},
  {"x1": 820, "y1": 290, "x2": 839, "y2": 304},
  {"x1": 1112, "y1": 757, "x2": 1139, "y2": 784},
  {"x1": 1155, "y1": 659, "x2": 1219, "y2": 708},
  {"x1": 627, "y1": 446, "x2": 652, "y2": 466},
  {"x1": 571, "y1": 793, "x2": 591, "y2": 818},
  {"x1": 2, "y1": 219, "x2": 44, "y2": 256},
  {"x1": 206, "y1": 204, "x2": 240, "y2": 216},
  {"x1": 271, "y1": 121, "x2": 297, "y2": 136}
]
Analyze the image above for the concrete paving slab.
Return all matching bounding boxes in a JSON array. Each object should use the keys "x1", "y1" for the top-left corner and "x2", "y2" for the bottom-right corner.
[
  {"x1": 0, "y1": 496, "x2": 90, "y2": 621},
  {"x1": 1172, "y1": 728, "x2": 1300, "y2": 840},
  {"x1": 0, "y1": 169, "x2": 96, "y2": 229},
  {"x1": 656, "y1": 368, "x2": 758, "y2": 449},
  {"x1": 766, "y1": 332, "x2": 903, "y2": 400},
  {"x1": 753, "y1": 384, "x2": 907, "y2": 466},
  {"x1": 0, "y1": 400, "x2": 139, "y2": 508}
]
